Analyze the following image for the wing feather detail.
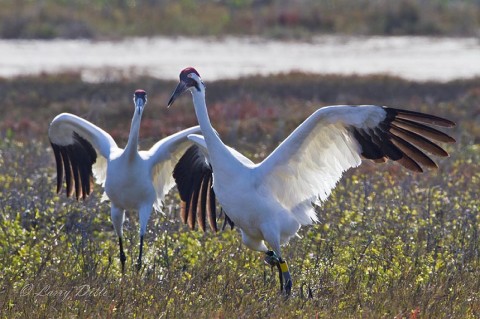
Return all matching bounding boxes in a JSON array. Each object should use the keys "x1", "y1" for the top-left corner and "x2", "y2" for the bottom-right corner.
[
  {"x1": 173, "y1": 145, "x2": 218, "y2": 232},
  {"x1": 48, "y1": 113, "x2": 116, "y2": 200},
  {"x1": 256, "y1": 105, "x2": 455, "y2": 225},
  {"x1": 146, "y1": 126, "x2": 202, "y2": 212}
]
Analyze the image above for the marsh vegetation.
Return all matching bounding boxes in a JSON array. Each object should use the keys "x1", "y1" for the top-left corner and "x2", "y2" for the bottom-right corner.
[
  {"x1": 2, "y1": 0, "x2": 480, "y2": 39},
  {"x1": 0, "y1": 73, "x2": 478, "y2": 317}
]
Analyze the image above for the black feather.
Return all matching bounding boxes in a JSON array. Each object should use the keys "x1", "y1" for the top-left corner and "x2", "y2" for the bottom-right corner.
[
  {"x1": 50, "y1": 132, "x2": 97, "y2": 200},
  {"x1": 173, "y1": 145, "x2": 222, "y2": 232},
  {"x1": 351, "y1": 106, "x2": 454, "y2": 172}
]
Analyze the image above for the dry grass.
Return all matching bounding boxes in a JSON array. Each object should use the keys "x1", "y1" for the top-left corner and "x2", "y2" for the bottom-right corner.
[{"x1": 0, "y1": 73, "x2": 479, "y2": 318}]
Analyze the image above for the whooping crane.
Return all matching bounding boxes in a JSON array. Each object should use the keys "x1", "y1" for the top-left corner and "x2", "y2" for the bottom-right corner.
[
  {"x1": 167, "y1": 67, "x2": 456, "y2": 295},
  {"x1": 49, "y1": 89, "x2": 202, "y2": 272}
]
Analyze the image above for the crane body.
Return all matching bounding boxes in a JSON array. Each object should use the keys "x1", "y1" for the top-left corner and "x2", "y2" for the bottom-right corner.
[
  {"x1": 168, "y1": 68, "x2": 456, "y2": 295},
  {"x1": 49, "y1": 90, "x2": 201, "y2": 272}
]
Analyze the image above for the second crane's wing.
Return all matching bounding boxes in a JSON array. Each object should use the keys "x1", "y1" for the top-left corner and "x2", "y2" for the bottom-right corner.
[
  {"x1": 145, "y1": 126, "x2": 202, "y2": 212},
  {"x1": 48, "y1": 113, "x2": 119, "y2": 200},
  {"x1": 172, "y1": 135, "x2": 236, "y2": 232}
]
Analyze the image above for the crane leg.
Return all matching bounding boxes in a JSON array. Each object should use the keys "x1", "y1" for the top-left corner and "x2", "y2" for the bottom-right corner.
[
  {"x1": 118, "y1": 237, "x2": 127, "y2": 273},
  {"x1": 136, "y1": 235, "x2": 144, "y2": 272},
  {"x1": 111, "y1": 206, "x2": 126, "y2": 272},
  {"x1": 265, "y1": 250, "x2": 283, "y2": 292},
  {"x1": 264, "y1": 250, "x2": 292, "y2": 295},
  {"x1": 280, "y1": 258, "x2": 292, "y2": 296},
  {"x1": 137, "y1": 205, "x2": 152, "y2": 272}
]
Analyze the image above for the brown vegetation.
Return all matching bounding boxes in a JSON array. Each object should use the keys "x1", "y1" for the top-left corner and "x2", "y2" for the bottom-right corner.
[
  {"x1": 1, "y1": 0, "x2": 479, "y2": 39},
  {"x1": 0, "y1": 72, "x2": 479, "y2": 317}
]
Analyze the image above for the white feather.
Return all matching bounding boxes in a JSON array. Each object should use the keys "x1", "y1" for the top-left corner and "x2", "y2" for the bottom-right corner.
[
  {"x1": 49, "y1": 113, "x2": 118, "y2": 158},
  {"x1": 174, "y1": 68, "x2": 453, "y2": 294},
  {"x1": 92, "y1": 155, "x2": 109, "y2": 201},
  {"x1": 257, "y1": 105, "x2": 386, "y2": 225},
  {"x1": 183, "y1": 73, "x2": 390, "y2": 255},
  {"x1": 187, "y1": 133, "x2": 254, "y2": 167},
  {"x1": 144, "y1": 126, "x2": 202, "y2": 212},
  {"x1": 49, "y1": 95, "x2": 201, "y2": 270}
]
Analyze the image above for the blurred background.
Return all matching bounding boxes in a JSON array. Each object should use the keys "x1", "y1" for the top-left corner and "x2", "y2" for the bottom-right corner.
[
  {"x1": 1, "y1": 1, "x2": 479, "y2": 317},
  {"x1": 1, "y1": 0, "x2": 480, "y2": 81},
  {"x1": 0, "y1": 0, "x2": 479, "y2": 143},
  {"x1": 2, "y1": 0, "x2": 480, "y2": 39}
]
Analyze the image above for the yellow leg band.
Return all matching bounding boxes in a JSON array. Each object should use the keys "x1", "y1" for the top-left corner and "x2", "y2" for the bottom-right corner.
[{"x1": 280, "y1": 261, "x2": 289, "y2": 273}]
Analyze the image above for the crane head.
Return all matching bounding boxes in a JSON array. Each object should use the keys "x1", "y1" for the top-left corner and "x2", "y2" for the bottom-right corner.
[
  {"x1": 134, "y1": 89, "x2": 147, "y2": 113},
  {"x1": 167, "y1": 67, "x2": 203, "y2": 107}
]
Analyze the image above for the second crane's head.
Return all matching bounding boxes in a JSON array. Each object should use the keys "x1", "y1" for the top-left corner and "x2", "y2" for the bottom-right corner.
[
  {"x1": 167, "y1": 67, "x2": 204, "y2": 107},
  {"x1": 134, "y1": 89, "x2": 147, "y2": 115}
]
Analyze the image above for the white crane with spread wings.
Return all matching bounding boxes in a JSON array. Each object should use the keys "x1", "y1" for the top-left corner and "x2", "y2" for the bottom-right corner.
[
  {"x1": 168, "y1": 67, "x2": 455, "y2": 295},
  {"x1": 49, "y1": 89, "x2": 201, "y2": 272}
]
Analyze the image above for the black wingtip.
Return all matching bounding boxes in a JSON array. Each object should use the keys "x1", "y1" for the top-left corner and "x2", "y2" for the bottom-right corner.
[
  {"x1": 173, "y1": 145, "x2": 223, "y2": 232},
  {"x1": 50, "y1": 133, "x2": 97, "y2": 200},
  {"x1": 385, "y1": 107, "x2": 456, "y2": 128},
  {"x1": 355, "y1": 107, "x2": 455, "y2": 172}
]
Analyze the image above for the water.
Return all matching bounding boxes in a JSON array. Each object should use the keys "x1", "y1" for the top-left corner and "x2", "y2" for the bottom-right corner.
[{"x1": 0, "y1": 36, "x2": 479, "y2": 82}]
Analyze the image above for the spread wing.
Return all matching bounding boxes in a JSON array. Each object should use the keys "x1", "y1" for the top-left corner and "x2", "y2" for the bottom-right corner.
[
  {"x1": 48, "y1": 113, "x2": 118, "y2": 200},
  {"x1": 144, "y1": 126, "x2": 202, "y2": 212},
  {"x1": 255, "y1": 105, "x2": 455, "y2": 225},
  {"x1": 173, "y1": 136, "x2": 236, "y2": 232}
]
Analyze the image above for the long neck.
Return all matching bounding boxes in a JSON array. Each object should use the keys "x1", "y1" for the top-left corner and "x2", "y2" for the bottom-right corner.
[
  {"x1": 124, "y1": 108, "x2": 142, "y2": 160},
  {"x1": 191, "y1": 89, "x2": 217, "y2": 139},
  {"x1": 191, "y1": 88, "x2": 236, "y2": 164}
]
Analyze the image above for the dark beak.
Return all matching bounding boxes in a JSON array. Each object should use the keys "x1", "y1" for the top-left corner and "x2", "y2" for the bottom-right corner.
[
  {"x1": 135, "y1": 97, "x2": 145, "y2": 114},
  {"x1": 167, "y1": 81, "x2": 187, "y2": 108},
  {"x1": 135, "y1": 97, "x2": 145, "y2": 109}
]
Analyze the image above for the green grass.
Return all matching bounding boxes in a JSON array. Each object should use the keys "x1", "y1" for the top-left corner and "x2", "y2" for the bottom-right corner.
[{"x1": 0, "y1": 73, "x2": 479, "y2": 317}]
